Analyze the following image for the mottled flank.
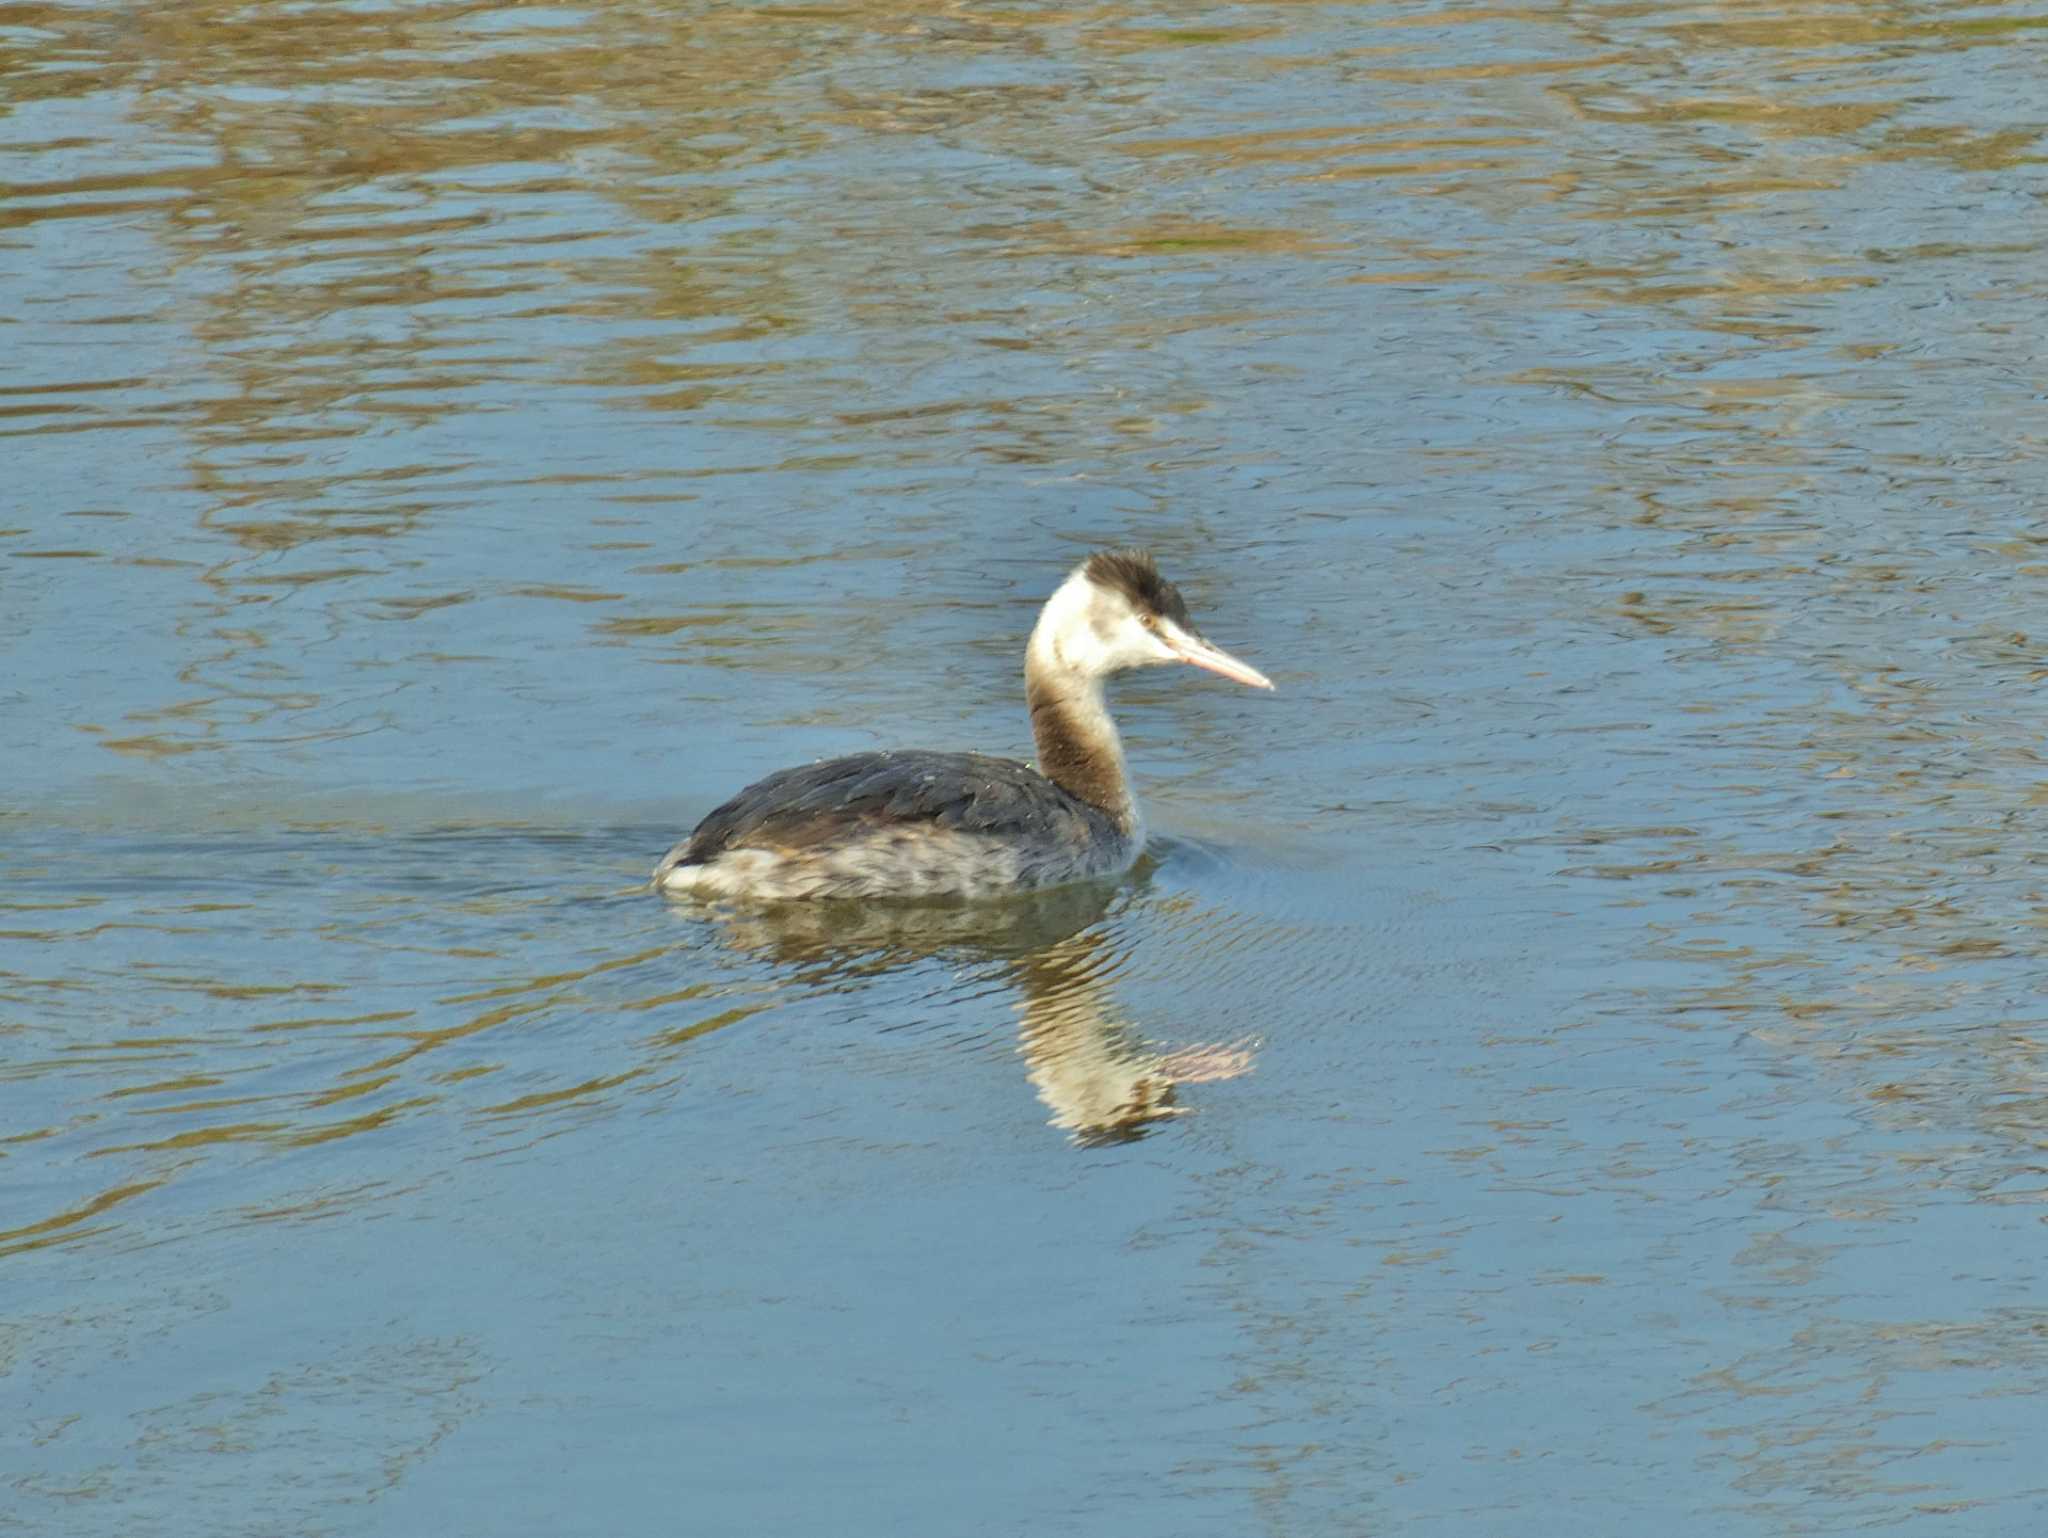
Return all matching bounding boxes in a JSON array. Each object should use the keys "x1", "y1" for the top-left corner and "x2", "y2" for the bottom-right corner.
[
  {"x1": 655, "y1": 750, "x2": 1137, "y2": 901},
  {"x1": 1084, "y1": 548, "x2": 1193, "y2": 629}
]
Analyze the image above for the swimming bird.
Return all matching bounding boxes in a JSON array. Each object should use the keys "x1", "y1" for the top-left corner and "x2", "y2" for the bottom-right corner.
[{"x1": 654, "y1": 549, "x2": 1273, "y2": 902}]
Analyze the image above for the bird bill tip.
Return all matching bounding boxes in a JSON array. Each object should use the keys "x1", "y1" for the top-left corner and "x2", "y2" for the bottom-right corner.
[{"x1": 1172, "y1": 637, "x2": 1274, "y2": 691}]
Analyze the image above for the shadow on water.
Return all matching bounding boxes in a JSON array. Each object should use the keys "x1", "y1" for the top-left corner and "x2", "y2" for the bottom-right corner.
[{"x1": 665, "y1": 849, "x2": 1256, "y2": 1145}]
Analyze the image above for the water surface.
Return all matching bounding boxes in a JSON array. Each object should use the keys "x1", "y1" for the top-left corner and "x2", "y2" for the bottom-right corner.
[{"x1": 7, "y1": 0, "x2": 2048, "y2": 1532}]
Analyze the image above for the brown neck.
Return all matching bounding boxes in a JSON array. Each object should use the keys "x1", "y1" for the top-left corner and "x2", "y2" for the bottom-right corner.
[{"x1": 1026, "y1": 671, "x2": 1135, "y2": 830}]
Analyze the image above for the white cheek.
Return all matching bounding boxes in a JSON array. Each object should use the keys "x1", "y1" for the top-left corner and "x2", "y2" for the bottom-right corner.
[{"x1": 1050, "y1": 630, "x2": 1117, "y2": 678}]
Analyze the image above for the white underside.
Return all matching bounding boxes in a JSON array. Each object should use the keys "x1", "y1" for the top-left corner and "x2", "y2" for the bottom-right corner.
[
  {"x1": 658, "y1": 836, "x2": 1024, "y2": 903},
  {"x1": 655, "y1": 824, "x2": 1138, "y2": 903}
]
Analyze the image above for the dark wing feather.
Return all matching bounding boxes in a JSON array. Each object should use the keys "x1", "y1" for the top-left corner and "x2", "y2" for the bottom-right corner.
[{"x1": 675, "y1": 751, "x2": 1112, "y2": 864}]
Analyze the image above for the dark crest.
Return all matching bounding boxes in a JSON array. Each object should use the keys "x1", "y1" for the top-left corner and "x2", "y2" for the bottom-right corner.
[{"x1": 1084, "y1": 548, "x2": 1193, "y2": 629}]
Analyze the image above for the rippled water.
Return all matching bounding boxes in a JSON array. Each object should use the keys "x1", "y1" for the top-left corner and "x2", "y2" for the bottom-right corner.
[{"x1": 8, "y1": 0, "x2": 2048, "y2": 1531}]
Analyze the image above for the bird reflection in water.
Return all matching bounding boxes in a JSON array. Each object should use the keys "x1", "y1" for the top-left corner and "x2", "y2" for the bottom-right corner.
[
  {"x1": 1010, "y1": 922, "x2": 1255, "y2": 1145},
  {"x1": 684, "y1": 865, "x2": 1254, "y2": 1145}
]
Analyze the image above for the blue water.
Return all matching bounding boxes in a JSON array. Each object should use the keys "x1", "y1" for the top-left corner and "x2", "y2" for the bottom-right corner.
[{"x1": 8, "y1": 1, "x2": 2048, "y2": 1532}]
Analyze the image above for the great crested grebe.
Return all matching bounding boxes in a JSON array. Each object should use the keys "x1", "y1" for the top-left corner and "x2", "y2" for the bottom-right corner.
[{"x1": 654, "y1": 549, "x2": 1273, "y2": 902}]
